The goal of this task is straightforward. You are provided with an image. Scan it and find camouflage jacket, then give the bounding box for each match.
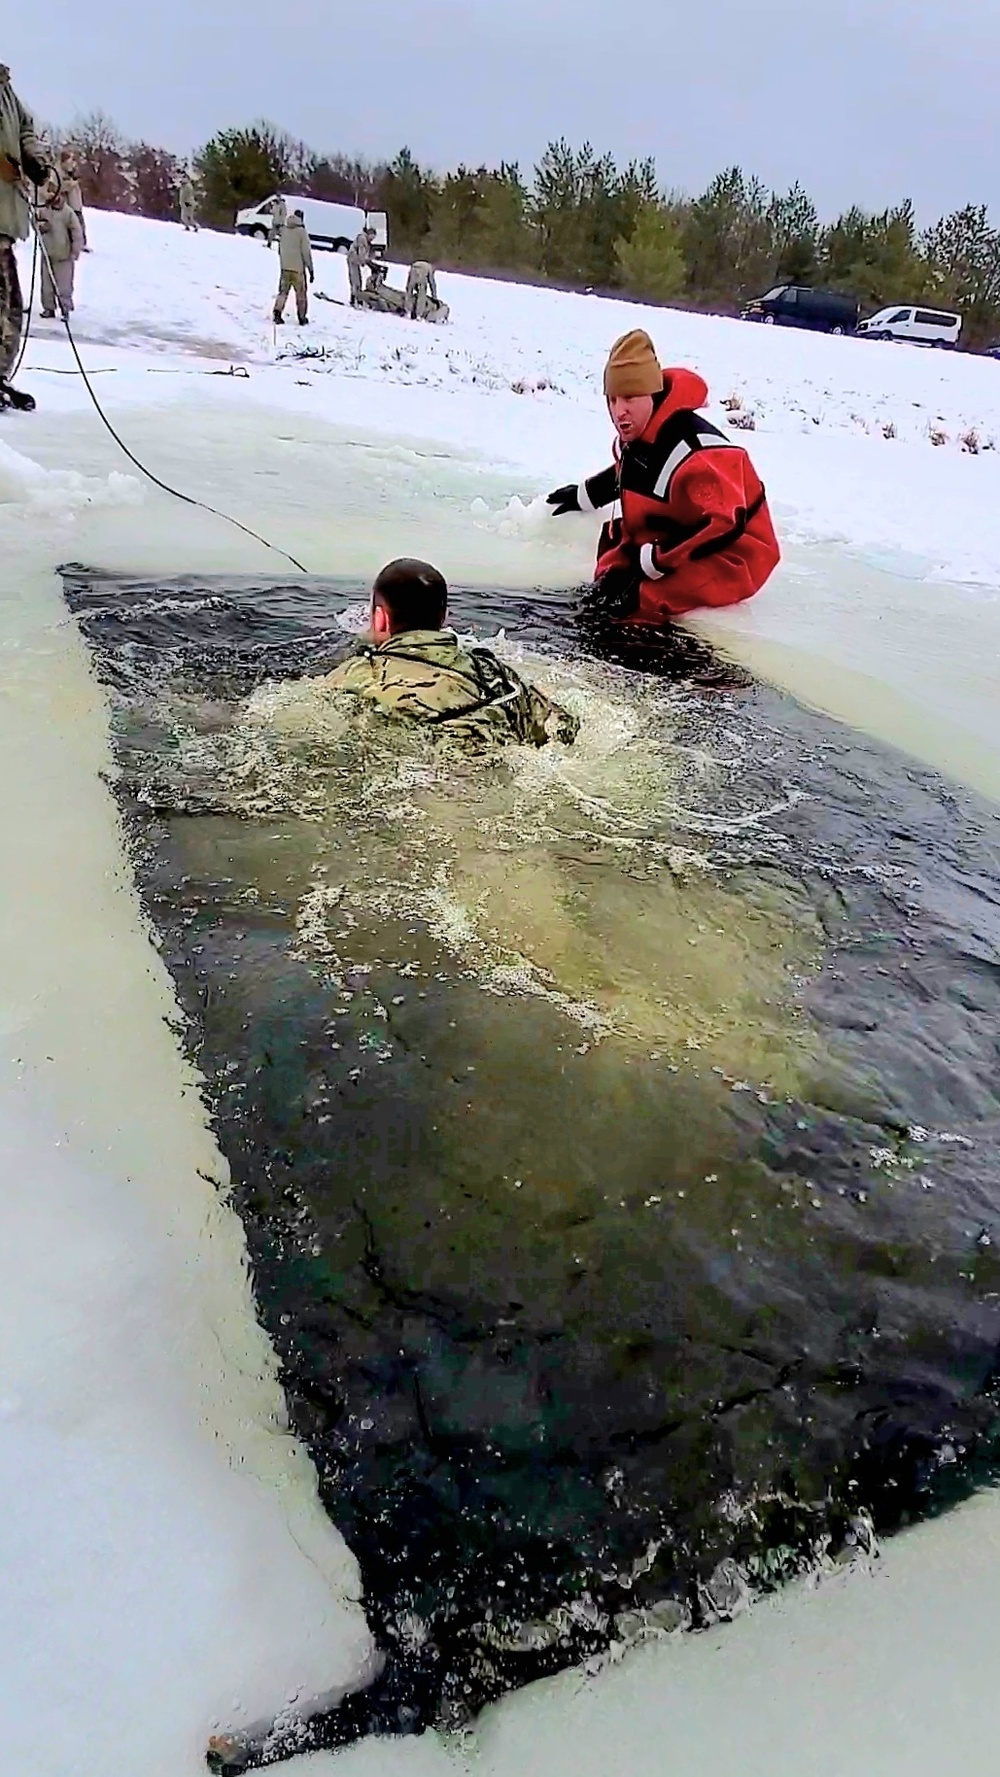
[0,75,46,242]
[325,629,579,749]
[37,200,82,261]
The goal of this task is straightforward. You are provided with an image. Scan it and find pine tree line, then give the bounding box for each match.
[55,114,1000,344]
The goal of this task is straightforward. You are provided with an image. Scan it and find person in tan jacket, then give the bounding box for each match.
[57,148,87,248]
[178,173,197,231]
[0,63,50,409]
[37,186,83,316]
[273,208,314,324]
[267,193,287,246]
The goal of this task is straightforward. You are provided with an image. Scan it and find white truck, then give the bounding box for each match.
[235,194,388,256]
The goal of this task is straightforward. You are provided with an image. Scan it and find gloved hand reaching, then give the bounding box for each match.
[589,561,641,618]
[546,483,581,517]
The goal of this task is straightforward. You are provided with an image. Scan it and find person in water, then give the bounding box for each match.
[324,558,579,748]
[546,329,780,623]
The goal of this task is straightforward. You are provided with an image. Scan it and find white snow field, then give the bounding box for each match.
[1,207,999,1776]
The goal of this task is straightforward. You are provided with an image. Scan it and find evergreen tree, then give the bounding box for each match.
[614,202,687,301]
[768,182,819,284]
[193,121,310,228]
[683,166,775,300]
[379,147,438,255]
[819,201,926,308]
[922,204,1000,341]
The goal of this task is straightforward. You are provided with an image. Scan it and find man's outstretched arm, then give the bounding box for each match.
[546,464,617,515]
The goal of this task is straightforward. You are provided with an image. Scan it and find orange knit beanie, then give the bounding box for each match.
[603,329,663,398]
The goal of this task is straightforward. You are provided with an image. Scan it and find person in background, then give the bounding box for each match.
[0,62,50,411]
[57,148,87,249]
[178,170,197,231]
[267,192,287,247]
[273,207,313,325]
[547,329,780,623]
[323,558,578,748]
[347,222,376,308]
[37,182,83,317]
[405,259,438,320]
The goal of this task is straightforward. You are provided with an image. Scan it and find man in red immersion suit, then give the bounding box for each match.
[547,329,780,623]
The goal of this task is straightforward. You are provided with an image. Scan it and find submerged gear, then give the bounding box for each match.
[325,629,578,749]
[549,367,780,621]
[603,328,662,399]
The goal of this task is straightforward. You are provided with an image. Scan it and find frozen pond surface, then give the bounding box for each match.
[0,378,998,1775]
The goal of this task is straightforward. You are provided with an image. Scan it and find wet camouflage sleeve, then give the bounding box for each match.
[324,650,578,749]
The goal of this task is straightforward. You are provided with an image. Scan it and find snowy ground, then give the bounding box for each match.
[15,206,1000,589]
[2,207,1000,1776]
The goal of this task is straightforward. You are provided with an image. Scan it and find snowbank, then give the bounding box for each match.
[0,543,376,1776]
[14,207,1000,588]
[0,434,141,513]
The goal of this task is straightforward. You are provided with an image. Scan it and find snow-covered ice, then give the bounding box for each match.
[2,205,1000,1775]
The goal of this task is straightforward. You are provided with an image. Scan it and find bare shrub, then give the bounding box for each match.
[959,427,981,454]
[727,409,757,430]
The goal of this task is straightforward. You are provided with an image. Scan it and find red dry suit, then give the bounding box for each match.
[579,369,780,621]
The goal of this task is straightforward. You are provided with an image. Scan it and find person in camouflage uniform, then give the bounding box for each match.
[0,63,50,411]
[358,260,406,315]
[273,208,314,324]
[324,559,579,749]
[57,148,87,247]
[178,171,197,231]
[37,185,83,316]
[346,223,376,307]
[405,259,437,319]
[267,193,287,246]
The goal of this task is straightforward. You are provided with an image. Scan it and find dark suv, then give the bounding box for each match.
[742,285,860,335]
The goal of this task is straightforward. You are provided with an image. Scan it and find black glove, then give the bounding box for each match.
[546,482,580,517]
[22,149,50,188]
[589,563,641,618]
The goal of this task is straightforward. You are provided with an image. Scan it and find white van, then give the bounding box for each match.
[858,304,962,348]
[235,194,389,256]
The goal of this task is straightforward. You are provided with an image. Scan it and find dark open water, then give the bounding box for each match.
[63,566,1000,1768]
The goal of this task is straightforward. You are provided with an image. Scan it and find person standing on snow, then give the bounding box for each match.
[267,193,287,247]
[178,172,197,231]
[273,207,313,325]
[547,330,779,623]
[57,148,88,249]
[37,184,83,317]
[347,223,376,307]
[0,62,51,412]
[405,259,437,320]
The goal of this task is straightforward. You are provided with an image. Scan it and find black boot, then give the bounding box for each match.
[0,381,36,412]
[273,314,284,324]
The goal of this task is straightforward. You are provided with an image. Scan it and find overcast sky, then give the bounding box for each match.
[5,0,997,221]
